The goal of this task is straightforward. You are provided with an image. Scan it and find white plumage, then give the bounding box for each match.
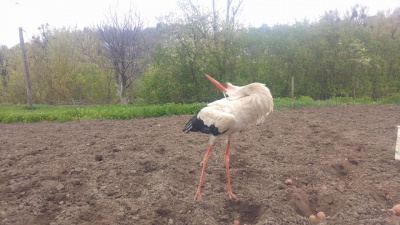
[183,74,273,200]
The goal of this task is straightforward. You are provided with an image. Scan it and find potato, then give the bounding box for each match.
[393,204,400,216]
[316,211,326,220]
[284,179,293,185]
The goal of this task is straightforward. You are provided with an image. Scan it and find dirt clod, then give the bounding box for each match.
[95,155,103,161]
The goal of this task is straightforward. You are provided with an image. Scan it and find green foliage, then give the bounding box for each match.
[2,96,394,123]
[378,93,400,104]
[1,3,400,105]
[354,96,374,104]
[0,104,76,123]
[273,95,382,109]
[296,96,314,101]
[0,103,205,123]
[331,97,354,104]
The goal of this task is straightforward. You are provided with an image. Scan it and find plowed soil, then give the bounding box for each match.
[1,104,400,225]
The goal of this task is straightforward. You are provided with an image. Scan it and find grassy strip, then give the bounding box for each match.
[0,95,399,123]
[0,103,204,123]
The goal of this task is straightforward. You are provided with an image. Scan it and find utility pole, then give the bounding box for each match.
[19,27,32,107]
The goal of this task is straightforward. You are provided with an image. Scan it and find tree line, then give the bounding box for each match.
[0,1,399,104]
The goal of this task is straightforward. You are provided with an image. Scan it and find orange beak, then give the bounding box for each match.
[205,74,226,93]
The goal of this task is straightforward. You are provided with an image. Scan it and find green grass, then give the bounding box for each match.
[0,94,399,123]
[0,103,204,123]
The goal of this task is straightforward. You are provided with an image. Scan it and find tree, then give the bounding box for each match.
[338,38,371,99]
[149,0,215,103]
[347,4,368,27]
[138,0,245,103]
[94,6,150,104]
[0,45,9,89]
[210,0,243,82]
[388,7,400,39]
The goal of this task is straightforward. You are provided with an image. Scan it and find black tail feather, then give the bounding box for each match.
[183,114,197,133]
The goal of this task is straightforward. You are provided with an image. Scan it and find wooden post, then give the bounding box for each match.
[19,27,33,107]
[291,76,294,109]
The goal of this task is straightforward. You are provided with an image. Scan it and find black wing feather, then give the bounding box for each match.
[183,108,226,136]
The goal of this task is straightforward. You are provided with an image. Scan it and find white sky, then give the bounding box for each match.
[0,0,399,47]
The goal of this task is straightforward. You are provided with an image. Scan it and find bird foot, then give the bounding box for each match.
[227,191,237,200]
[194,191,203,201]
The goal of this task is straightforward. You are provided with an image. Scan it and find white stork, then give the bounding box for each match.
[183,74,273,200]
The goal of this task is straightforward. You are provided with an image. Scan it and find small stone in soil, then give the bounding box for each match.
[95,155,103,161]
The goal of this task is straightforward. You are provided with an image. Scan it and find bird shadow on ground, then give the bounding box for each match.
[222,198,263,224]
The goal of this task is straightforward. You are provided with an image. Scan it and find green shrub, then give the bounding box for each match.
[331,97,353,104]
[296,96,314,101]
[378,93,400,104]
[354,97,373,104]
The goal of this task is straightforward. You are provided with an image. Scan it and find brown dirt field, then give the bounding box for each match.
[1,104,400,225]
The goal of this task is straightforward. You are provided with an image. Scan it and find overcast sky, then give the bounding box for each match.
[0,0,399,47]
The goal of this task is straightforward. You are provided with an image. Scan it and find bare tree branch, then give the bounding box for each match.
[78,4,152,103]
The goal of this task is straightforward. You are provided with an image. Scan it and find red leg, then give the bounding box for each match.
[194,144,213,201]
[224,140,237,199]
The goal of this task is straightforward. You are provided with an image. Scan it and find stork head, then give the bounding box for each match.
[205,74,237,98]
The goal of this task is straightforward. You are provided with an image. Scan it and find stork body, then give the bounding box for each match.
[183,74,273,200]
